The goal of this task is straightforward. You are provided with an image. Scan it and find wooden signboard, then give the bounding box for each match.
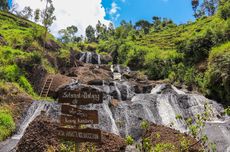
[61,105,98,119]
[58,90,103,105]
[58,127,101,143]
[61,114,99,125]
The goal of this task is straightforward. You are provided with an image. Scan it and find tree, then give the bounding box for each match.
[58,25,78,43]
[34,9,40,23]
[40,0,56,50]
[96,21,107,40]
[192,0,219,18]
[134,20,151,34]
[18,6,33,19]
[192,0,199,15]
[85,25,96,42]
[152,16,162,31]
[0,0,9,11]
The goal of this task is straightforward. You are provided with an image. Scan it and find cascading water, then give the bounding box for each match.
[102,102,120,135]
[86,52,92,63]
[114,82,122,101]
[0,101,52,152]
[97,54,101,65]
[157,94,186,132]
[79,53,86,62]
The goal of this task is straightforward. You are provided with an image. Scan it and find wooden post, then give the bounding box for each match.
[75,104,80,152]
[76,142,80,152]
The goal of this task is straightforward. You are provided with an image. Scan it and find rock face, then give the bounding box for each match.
[47,74,77,97]
[65,64,112,84]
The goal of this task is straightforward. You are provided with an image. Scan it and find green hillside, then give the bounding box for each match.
[0,0,230,143]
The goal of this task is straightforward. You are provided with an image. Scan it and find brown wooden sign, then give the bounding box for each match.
[58,127,101,143]
[61,114,99,125]
[61,104,98,117]
[58,90,103,105]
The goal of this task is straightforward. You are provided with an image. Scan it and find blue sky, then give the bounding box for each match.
[102,0,195,26]
[11,0,195,35]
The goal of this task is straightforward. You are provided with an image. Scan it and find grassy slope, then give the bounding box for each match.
[0,11,58,141]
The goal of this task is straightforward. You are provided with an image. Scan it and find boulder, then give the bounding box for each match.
[47,74,76,98]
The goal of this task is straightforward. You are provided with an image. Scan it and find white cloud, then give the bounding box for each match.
[109,2,119,15]
[13,0,111,36]
[109,2,120,21]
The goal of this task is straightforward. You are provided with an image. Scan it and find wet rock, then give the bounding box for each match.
[87,79,105,86]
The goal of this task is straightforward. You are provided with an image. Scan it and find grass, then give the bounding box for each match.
[0,108,16,141]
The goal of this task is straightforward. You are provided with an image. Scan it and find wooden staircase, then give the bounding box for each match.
[40,77,53,97]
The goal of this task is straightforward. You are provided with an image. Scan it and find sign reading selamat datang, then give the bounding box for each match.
[58,90,103,105]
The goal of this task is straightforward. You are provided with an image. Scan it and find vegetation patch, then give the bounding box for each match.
[0,107,16,141]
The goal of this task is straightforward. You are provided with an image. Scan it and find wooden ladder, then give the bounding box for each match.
[40,77,53,97]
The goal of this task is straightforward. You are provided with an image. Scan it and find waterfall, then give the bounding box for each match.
[102,103,120,135]
[116,65,121,73]
[12,102,48,140]
[0,101,50,152]
[97,54,101,65]
[157,94,186,132]
[110,65,114,73]
[79,53,86,62]
[86,52,92,63]
[151,84,165,94]
[172,86,186,95]
[114,82,122,101]
[124,105,130,136]
[144,106,155,123]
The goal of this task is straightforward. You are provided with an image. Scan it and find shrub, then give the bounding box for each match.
[125,135,134,145]
[0,64,20,82]
[18,76,35,95]
[0,109,16,141]
[153,143,176,152]
[177,29,215,63]
[205,42,230,104]
[219,1,230,20]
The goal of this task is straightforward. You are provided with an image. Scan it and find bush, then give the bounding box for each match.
[177,29,215,63]
[153,143,176,152]
[0,64,20,82]
[205,42,230,104]
[125,135,134,145]
[18,76,35,95]
[219,1,230,20]
[0,109,16,141]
